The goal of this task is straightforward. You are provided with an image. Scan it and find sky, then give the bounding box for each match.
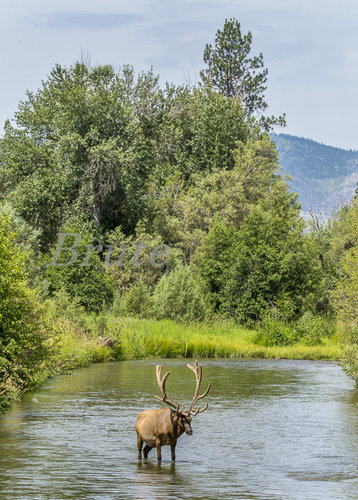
[0,0,357,150]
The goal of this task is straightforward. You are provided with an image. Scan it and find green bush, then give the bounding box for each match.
[254,314,296,346]
[332,230,358,385]
[44,289,86,323]
[115,280,153,318]
[106,226,180,295]
[254,311,332,347]
[293,312,326,346]
[152,264,209,322]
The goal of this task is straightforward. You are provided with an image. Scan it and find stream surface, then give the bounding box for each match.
[0,359,358,499]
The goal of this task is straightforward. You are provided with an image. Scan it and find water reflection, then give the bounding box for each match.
[135,461,178,499]
[0,359,357,499]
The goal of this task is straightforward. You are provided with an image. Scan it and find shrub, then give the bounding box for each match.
[43,289,91,337]
[293,312,327,346]
[197,197,323,323]
[254,314,296,346]
[152,264,208,322]
[255,310,332,348]
[115,280,153,318]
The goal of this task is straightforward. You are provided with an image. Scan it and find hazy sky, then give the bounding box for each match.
[1,0,357,149]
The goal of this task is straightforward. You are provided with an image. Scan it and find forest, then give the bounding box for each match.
[0,18,357,411]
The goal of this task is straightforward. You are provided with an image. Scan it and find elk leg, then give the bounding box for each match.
[170,441,177,462]
[143,445,152,458]
[137,433,143,459]
[155,438,162,461]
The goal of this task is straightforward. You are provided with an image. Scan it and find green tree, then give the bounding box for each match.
[200,18,285,129]
[148,135,283,260]
[0,62,252,250]
[331,199,358,384]
[0,63,163,248]
[0,211,49,410]
[44,230,114,313]
[196,183,323,322]
[116,280,153,318]
[333,246,358,384]
[105,224,180,295]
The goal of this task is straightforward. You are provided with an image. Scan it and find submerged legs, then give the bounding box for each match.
[156,438,162,461]
[137,433,143,459]
[143,444,153,458]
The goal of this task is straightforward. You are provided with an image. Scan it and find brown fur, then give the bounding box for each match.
[135,407,192,461]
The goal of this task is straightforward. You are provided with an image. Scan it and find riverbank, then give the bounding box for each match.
[101,317,340,360]
[0,315,341,413]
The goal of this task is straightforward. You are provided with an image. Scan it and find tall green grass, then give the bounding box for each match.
[83,316,340,361]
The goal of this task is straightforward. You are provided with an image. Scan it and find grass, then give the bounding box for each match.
[83,316,341,361]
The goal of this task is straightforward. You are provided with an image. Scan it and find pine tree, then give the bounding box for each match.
[201,18,285,129]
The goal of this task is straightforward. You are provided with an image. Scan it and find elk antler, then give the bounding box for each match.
[184,360,211,416]
[154,365,180,413]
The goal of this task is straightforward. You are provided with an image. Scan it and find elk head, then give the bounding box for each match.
[154,360,211,435]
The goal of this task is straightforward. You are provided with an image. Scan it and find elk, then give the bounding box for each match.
[135,360,211,461]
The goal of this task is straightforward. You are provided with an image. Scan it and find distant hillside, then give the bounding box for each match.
[271,133,358,219]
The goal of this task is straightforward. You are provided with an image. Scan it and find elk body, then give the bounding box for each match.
[135,361,211,461]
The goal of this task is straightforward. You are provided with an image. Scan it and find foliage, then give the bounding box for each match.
[201,18,285,129]
[0,201,41,254]
[44,230,114,312]
[197,183,324,322]
[304,197,358,384]
[328,200,358,262]
[0,211,50,411]
[148,135,282,260]
[44,289,87,327]
[254,311,331,347]
[116,280,153,318]
[254,315,296,347]
[0,64,158,248]
[0,63,252,251]
[332,228,358,383]
[0,201,42,288]
[305,222,338,315]
[151,264,209,322]
[293,312,331,346]
[105,225,179,294]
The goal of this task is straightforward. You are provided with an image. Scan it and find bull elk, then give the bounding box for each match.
[135,360,211,461]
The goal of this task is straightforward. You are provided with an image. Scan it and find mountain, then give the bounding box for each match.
[271,133,358,219]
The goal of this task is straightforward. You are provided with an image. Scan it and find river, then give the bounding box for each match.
[0,359,357,499]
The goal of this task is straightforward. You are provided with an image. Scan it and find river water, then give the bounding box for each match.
[0,359,357,499]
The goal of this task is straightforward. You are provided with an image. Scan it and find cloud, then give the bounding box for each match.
[36,12,143,30]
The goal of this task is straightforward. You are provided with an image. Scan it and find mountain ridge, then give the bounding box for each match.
[271,133,358,218]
